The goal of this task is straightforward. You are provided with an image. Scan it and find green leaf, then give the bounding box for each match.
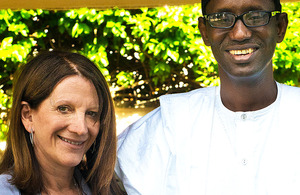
[1,37,13,48]
[167,48,179,62]
[72,23,79,37]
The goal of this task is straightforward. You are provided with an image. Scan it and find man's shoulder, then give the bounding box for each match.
[118,87,217,144]
[277,83,300,119]
[160,86,216,102]
[280,83,300,101]
[124,87,216,128]
[281,83,300,92]
[158,86,216,112]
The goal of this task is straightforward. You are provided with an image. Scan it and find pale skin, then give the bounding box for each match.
[198,0,288,111]
[21,75,100,194]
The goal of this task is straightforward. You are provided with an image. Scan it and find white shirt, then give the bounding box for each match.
[116,83,300,195]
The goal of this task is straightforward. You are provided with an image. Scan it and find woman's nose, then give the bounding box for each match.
[69,112,88,135]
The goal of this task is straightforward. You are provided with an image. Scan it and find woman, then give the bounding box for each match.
[0,51,124,194]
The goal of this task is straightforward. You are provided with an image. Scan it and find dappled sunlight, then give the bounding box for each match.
[0,141,6,152]
[115,107,156,135]
[116,113,142,135]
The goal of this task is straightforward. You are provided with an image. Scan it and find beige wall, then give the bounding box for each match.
[0,0,299,10]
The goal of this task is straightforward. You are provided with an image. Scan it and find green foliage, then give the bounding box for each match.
[0,89,10,137]
[273,3,300,86]
[0,3,300,140]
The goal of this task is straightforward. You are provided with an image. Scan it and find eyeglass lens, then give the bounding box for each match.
[207,11,271,28]
[243,12,270,26]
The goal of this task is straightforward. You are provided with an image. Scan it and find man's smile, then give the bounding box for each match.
[229,48,255,55]
[226,47,258,62]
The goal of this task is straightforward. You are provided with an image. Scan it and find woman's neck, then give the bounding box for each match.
[38,159,79,194]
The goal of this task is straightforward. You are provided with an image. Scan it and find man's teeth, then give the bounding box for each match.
[59,136,82,145]
[229,48,254,55]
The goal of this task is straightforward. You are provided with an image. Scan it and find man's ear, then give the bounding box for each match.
[276,12,288,43]
[198,17,211,46]
[21,101,33,133]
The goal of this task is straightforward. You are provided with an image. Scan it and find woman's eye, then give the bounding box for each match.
[57,106,70,113]
[87,111,98,118]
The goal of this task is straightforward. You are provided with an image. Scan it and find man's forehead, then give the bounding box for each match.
[204,0,275,14]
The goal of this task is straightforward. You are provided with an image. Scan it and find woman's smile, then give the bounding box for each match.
[57,135,85,146]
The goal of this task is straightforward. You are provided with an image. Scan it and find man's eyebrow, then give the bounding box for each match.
[213,8,233,13]
[212,6,266,14]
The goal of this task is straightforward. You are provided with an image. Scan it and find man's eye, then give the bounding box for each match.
[248,16,261,21]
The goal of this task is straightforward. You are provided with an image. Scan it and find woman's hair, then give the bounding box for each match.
[0,51,121,194]
[201,0,282,15]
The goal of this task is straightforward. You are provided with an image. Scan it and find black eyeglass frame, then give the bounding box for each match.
[203,10,281,29]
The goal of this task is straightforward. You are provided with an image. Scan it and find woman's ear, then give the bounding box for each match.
[198,17,211,46]
[21,101,33,133]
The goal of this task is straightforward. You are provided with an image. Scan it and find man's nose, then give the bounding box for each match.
[228,19,252,41]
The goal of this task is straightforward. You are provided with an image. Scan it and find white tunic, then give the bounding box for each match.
[116,83,300,195]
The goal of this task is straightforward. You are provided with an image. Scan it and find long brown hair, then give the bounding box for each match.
[0,51,123,194]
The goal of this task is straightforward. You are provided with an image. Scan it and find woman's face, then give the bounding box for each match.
[26,75,100,169]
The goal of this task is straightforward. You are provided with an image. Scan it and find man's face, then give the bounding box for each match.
[198,0,287,80]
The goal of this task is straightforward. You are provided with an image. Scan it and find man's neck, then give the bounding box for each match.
[220,76,278,112]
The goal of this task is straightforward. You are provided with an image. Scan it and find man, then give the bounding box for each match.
[116,0,300,194]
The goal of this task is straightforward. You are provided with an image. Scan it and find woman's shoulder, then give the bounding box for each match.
[0,174,20,194]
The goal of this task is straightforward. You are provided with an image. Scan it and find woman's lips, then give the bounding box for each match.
[57,135,84,146]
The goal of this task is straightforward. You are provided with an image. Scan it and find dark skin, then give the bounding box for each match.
[198,0,288,112]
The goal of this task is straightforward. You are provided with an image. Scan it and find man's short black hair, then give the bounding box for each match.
[201,0,282,15]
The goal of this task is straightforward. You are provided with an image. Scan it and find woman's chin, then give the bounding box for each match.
[57,154,84,168]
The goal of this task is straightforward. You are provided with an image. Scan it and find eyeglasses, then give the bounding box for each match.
[204,10,281,29]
